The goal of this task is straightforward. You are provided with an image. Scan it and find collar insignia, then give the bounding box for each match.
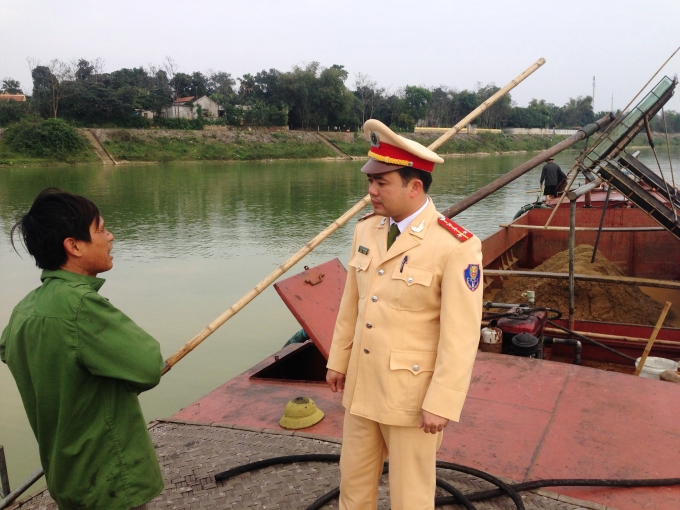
[410,220,424,233]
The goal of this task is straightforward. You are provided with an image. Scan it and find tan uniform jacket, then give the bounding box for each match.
[327,200,483,426]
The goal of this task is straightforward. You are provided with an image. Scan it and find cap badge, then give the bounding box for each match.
[410,220,424,233]
[370,131,380,148]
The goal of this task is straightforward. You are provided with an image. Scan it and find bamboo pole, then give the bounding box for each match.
[162,196,371,373]
[162,58,548,374]
[634,301,672,376]
[427,58,545,151]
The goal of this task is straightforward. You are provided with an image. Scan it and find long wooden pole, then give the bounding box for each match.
[162,58,547,374]
[427,58,545,151]
[634,301,672,376]
[162,196,371,373]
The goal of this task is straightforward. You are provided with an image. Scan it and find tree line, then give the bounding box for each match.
[1,58,679,133]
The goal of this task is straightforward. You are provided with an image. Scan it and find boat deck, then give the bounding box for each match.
[172,348,680,510]
[13,420,612,510]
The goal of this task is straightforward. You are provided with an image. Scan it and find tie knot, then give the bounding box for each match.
[387,223,400,250]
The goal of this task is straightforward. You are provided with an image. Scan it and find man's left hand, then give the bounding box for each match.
[418,410,449,434]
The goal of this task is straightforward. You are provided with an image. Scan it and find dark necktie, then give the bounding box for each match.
[387,223,400,250]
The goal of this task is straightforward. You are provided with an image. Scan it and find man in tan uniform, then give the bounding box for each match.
[326,120,483,509]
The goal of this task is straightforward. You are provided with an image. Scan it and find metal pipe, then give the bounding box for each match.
[440,113,616,218]
[569,199,576,330]
[567,177,604,200]
[591,185,612,263]
[0,447,9,498]
[545,337,582,365]
[0,469,43,510]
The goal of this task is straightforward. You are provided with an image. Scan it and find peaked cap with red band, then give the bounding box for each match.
[361,119,444,175]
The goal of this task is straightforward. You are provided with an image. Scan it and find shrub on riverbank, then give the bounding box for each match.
[0,119,98,165]
[4,119,84,158]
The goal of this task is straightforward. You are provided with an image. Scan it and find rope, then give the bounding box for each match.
[662,107,676,189]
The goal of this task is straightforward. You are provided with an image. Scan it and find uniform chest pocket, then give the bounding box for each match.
[348,253,372,298]
[388,264,434,311]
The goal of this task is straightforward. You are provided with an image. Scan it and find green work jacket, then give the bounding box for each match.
[0,270,164,510]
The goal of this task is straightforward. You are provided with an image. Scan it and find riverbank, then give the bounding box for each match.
[1,127,678,167]
[0,128,99,167]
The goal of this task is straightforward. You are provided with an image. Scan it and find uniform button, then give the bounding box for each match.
[364,348,370,354]
[366,323,372,329]
[407,277,413,284]
[357,264,361,270]
[371,296,378,302]
[378,270,384,276]
[412,364,419,372]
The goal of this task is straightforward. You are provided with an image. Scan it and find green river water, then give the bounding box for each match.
[1,149,677,491]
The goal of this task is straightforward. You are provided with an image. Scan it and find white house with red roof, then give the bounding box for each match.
[163,95,224,119]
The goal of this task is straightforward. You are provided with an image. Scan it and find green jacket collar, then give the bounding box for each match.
[41,269,106,292]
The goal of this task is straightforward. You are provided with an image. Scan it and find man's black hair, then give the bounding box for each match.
[11,188,101,270]
[397,167,433,193]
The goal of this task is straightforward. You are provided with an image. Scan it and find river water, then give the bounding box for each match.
[1,148,678,489]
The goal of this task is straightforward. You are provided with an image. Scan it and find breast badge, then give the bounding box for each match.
[464,264,480,291]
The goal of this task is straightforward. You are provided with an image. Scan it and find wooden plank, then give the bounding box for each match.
[635,301,673,376]
[499,224,665,232]
[480,321,680,347]
[483,269,680,290]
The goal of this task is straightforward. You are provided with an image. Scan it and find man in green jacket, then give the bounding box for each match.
[0,189,164,510]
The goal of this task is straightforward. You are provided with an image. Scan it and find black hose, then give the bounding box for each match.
[437,476,680,505]
[435,478,477,510]
[547,320,637,362]
[436,461,525,510]
[213,453,680,510]
[214,453,340,481]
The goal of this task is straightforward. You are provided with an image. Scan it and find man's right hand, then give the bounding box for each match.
[326,369,346,393]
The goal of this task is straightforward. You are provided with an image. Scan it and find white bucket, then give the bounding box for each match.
[635,357,679,380]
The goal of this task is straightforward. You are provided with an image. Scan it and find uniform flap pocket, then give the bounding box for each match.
[349,253,372,272]
[391,264,434,286]
[389,350,437,375]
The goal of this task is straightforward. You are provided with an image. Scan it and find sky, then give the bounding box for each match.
[1,0,679,112]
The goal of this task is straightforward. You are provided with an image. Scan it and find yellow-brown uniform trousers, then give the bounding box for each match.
[326,199,483,510]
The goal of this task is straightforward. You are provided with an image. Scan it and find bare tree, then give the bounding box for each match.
[354,72,385,124]
[27,58,76,118]
[162,56,180,118]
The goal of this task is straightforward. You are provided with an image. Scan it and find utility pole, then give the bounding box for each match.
[592,76,596,113]
[611,93,614,112]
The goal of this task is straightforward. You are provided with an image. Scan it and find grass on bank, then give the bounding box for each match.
[331,132,573,157]
[102,131,338,162]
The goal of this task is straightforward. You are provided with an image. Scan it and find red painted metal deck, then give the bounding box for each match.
[173,348,680,510]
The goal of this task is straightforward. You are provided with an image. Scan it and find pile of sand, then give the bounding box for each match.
[492,244,669,326]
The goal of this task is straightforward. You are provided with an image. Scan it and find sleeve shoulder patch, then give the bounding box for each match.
[438,216,474,241]
[358,211,376,222]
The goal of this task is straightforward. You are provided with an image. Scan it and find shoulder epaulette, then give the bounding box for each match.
[358,212,376,222]
[438,215,473,241]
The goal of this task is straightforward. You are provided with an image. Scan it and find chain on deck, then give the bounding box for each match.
[12,420,614,510]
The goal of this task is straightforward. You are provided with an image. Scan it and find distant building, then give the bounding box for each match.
[163,96,224,119]
[0,92,26,102]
